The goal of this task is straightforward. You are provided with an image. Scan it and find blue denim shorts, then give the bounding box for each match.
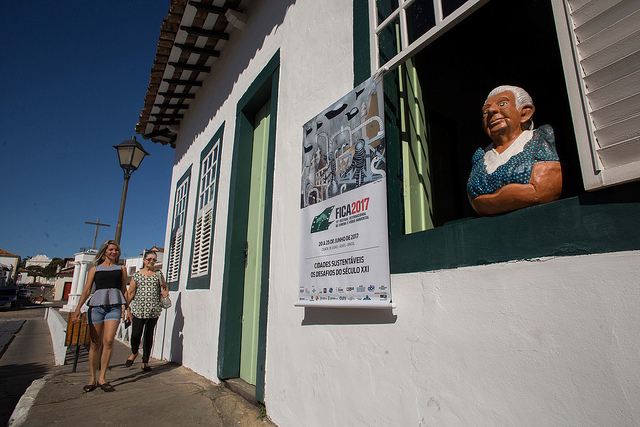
[87,304,122,325]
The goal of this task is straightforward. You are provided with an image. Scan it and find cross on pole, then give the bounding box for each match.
[85,218,111,250]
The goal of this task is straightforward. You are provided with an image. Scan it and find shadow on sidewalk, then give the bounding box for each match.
[0,362,49,425]
[108,361,182,387]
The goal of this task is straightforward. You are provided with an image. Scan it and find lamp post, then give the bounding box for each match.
[113,136,149,245]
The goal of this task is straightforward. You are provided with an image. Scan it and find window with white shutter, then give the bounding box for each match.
[553,0,640,189]
[370,0,640,191]
[188,126,223,288]
[355,0,640,274]
[166,170,191,287]
[367,0,585,233]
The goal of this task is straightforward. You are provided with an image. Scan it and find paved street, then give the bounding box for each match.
[0,321,25,358]
[0,303,56,425]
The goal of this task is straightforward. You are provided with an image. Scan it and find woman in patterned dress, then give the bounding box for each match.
[124,250,169,371]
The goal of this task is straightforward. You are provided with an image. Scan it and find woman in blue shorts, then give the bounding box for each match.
[72,239,128,392]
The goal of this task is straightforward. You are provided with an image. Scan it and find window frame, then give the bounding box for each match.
[355,0,640,274]
[166,167,191,290]
[187,124,224,289]
[369,0,489,73]
[370,0,640,192]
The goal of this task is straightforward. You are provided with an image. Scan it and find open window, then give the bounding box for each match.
[351,0,640,273]
[166,168,191,290]
[374,0,583,233]
[188,125,224,289]
[370,0,640,228]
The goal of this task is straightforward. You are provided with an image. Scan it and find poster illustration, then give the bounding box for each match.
[297,73,391,308]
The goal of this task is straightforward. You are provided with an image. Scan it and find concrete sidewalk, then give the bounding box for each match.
[7,318,275,426]
[1,319,53,425]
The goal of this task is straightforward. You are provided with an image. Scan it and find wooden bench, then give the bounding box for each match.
[65,313,92,372]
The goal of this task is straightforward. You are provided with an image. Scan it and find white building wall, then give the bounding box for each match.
[52,276,71,300]
[266,250,640,427]
[0,256,19,282]
[60,251,95,312]
[153,0,640,426]
[155,0,354,382]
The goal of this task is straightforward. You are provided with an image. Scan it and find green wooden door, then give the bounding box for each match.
[239,100,270,385]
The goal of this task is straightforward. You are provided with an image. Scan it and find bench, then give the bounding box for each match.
[65,313,92,372]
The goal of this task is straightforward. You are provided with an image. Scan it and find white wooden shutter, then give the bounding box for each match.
[167,229,183,282]
[166,176,189,283]
[190,208,212,278]
[563,0,640,187]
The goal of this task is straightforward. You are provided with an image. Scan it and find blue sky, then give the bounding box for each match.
[0,1,176,260]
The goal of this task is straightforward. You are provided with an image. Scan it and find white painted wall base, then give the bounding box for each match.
[44,308,67,366]
[265,250,640,427]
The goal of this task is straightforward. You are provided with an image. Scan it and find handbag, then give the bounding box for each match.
[161,294,172,309]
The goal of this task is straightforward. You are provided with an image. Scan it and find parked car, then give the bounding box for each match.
[16,288,32,306]
[0,286,18,308]
[17,288,32,299]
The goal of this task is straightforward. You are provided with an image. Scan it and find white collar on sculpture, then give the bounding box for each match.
[483,129,534,174]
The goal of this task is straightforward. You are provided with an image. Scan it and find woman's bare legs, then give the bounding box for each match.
[98,320,120,385]
[88,323,104,385]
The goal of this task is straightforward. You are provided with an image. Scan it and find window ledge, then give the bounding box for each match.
[390,181,640,274]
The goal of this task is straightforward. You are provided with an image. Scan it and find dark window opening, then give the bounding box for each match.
[385,0,584,234]
[407,0,436,44]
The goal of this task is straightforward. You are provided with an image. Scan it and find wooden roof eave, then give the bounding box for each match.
[136,0,248,148]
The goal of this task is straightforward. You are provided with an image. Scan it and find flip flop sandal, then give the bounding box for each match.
[98,382,115,392]
[83,383,97,392]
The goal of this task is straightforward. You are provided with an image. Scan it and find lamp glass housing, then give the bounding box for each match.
[114,137,149,172]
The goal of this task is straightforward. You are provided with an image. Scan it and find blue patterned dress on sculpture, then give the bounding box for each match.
[467,124,560,199]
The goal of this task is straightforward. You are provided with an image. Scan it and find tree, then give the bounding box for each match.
[26,265,45,278]
[43,258,65,278]
[18,256,31,269]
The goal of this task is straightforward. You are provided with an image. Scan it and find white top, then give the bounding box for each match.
[483,130,534,174]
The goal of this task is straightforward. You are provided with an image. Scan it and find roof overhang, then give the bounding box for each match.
[136,0,248,148]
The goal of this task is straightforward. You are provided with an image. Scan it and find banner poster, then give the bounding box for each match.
[297,73,391,308]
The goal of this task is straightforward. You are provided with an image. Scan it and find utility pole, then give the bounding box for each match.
[85,218,111,250]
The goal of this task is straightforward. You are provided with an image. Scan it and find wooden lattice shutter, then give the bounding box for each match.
[565,0,640,187]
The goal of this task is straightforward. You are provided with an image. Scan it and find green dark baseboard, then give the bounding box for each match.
[390,180,640,274]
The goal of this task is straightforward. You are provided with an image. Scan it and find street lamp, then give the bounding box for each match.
[113,136,149,245]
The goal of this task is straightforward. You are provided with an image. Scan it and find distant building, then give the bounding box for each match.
[53,258,76,301]
[18,254,54,285]
[16,270,29,285]
[0,263,12,286]
[25,254,51,268]
[0,248,20,284]
[60,250,96,312]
